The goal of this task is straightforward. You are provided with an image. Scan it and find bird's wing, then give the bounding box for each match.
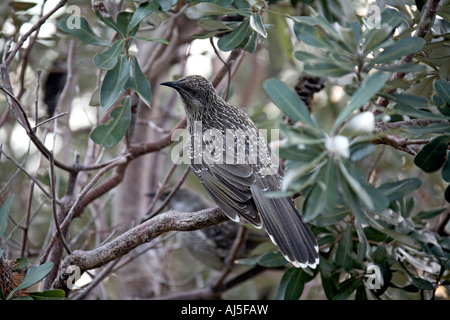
[192,162,262,226]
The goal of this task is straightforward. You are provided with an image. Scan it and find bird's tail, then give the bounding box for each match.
[251,185,319,269]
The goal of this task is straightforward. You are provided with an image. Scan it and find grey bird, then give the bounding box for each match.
[160,75,319,268]
[164,188,268,270]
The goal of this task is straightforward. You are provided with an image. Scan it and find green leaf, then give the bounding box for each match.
[349,143,376,162]
[294,23,334,51]
[155,0,178,12]
[6,262,54,300]
[11,257,28,271]
[362,8,404,53]
[303,62,353,77]
[314,14,345,43]
[403,123,450,136]
[249,12,267,38]
[234,257,259,266]
[312,208,350,227]
[258,251,287,267]
[321,159,338,209]
[281,151,327,191]
[339,160,389,213]
[90,97,132,148]
[100,54,130,111]
[128,1,160,33]
[333,276,363,300]
[378,178,422,202]
[302,180,327,221]
[414,135,450,173]
[278,145,322,162]
[0,195,13,239]
[363,28,393,54]
[116,12,137,37]
[198,19,231,32]
[390,93,429,108]
[294,50,326,63]
[393,103,449,121]
[242,30,258,53]
[340,179,368,223]
[94,10,124,37]
[130,36,169,44]
[398,263,435,291]
[442,157,450,182]
[93,39,125,70]
[10,1,38,11]
[126,55,152,107]
[185,2,250,19]
[355,222,369,262]
[434,79,450,105]
[445,185,450,203]
[263,78,317,128]
[279,124,323,146]
[319,257,339,299]
[28,289,66,300]
[335,226,354,271]
[234,0,251,9]
[58,16,111,47]
[333,72,389,131]
[275,268,310,300]
[217,19,250,51]
[374,63,426,73]
[415,207,446,220]
[371,37,425,65]
[365,212,422,249]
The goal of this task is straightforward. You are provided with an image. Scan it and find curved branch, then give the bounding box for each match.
[53,206,228,290]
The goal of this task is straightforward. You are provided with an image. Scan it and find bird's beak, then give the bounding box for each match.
[159,80,180,90]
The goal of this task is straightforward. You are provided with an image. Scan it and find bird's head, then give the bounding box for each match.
[160,75,218,112]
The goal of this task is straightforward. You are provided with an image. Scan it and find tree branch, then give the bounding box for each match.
[373,119,448,155]
[53,206,228,291]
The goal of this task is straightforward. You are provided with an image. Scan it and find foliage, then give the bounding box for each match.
[261,1,450,299]
[0,197,64,300]
[0,0,449,300]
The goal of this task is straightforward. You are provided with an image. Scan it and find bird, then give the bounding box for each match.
[161,188,268,270]
[160,75,319,268]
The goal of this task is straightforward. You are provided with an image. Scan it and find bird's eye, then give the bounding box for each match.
[186,88,197,95]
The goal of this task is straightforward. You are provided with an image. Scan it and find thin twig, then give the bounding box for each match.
[210,37,231,100]
[34,69,41,129]
[49,152,72,255]
[2,0,68,67]
[55,39,75,115]
[39,158,127,264]
[0,84,74,172]
[143,162,179,218]
[0,146,53,200]
[17,1,47,99]
[148,166,191,219]
[34,112,69,129]
[211,225,248,293]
